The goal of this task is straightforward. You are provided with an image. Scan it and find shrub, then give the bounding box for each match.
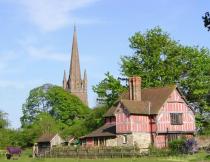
[183,138,198,154]
[169,138,185,154]
[169,138,198,155]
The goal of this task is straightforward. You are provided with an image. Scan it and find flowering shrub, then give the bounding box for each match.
[169,138,198,155]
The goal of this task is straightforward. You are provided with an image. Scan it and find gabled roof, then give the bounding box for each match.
[37,133,57,143]
[104,85,186,117]
[80,124,116,138]
[121,100,151,115]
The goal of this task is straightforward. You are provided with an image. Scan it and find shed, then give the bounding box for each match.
[36,133,63,155]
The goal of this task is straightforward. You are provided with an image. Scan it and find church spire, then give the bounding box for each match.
[63,26,88,105]
[69,25,81,89]
[63,70,67,89]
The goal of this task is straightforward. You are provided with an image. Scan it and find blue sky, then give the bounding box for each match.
[0,0,209,128]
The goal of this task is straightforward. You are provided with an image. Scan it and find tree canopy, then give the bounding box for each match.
[21,84,90,127]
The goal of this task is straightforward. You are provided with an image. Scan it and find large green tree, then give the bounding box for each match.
[21,84,89,127]
[120,27,210,133]
[46,86,90,125]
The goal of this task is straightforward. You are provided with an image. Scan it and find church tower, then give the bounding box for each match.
[63,26,88,105]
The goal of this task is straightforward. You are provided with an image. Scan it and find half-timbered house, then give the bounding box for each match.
[80,76,196,148]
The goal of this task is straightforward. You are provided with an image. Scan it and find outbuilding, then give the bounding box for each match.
[36,133,63,155]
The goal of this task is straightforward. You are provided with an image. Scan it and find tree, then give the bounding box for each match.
[62,105,109,138]
[120,27,210,133]
[202,12,210,31]
[21,84,90,127]
[0,110,9,129]
[92,72,126,107]
[20,84,53,127]
[84,105,108,132]
[46,86,90,126]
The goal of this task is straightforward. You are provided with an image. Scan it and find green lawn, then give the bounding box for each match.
[0,151,209,162]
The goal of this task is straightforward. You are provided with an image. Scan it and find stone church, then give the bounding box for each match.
[63,26,88,105]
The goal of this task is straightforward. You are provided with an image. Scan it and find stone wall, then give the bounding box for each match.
[117,134,133,147]
[116,132,151,149]
[132,132,151,148]
[106,137,117,146]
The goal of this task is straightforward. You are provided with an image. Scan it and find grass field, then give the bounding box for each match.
[0,154,210,162]
[0,150,209,162]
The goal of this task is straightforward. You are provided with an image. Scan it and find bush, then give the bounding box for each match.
[183,138,198,154]
[169,138,185,154]
[169,138,198,155]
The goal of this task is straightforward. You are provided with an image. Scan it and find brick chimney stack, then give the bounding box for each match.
[129,76,141,101]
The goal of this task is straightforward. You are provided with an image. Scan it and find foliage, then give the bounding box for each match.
[120,27,210,133]
[84,105,108,132]
[20,84,91,146]
[20,84,53,127]
[0,110,9,129]
[149,146,170,157]
[46,86,90,126]
[21,84,90,127]
[183,138,198,154]
[61,106,108,138]
[0,129,16,149]
[202,12,210,31]
[168,138,186,154]
[168,138,198,155]
[93,72,126,107]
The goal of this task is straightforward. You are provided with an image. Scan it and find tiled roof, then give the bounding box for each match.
[80,124,116,138]
[37,133,57,143]
[104,85,177,116]
[121,100,151,114]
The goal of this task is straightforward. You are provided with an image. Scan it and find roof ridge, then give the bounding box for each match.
[142,84,176,90]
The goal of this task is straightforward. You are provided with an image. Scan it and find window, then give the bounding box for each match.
[123,135,127,144]
[170,113,183,125]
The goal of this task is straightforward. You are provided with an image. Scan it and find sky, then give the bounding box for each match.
[0,0,209,128]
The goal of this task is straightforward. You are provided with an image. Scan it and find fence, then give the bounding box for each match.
[39,146,149,158]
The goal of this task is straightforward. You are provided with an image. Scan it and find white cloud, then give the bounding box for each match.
[19,0,100,32]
